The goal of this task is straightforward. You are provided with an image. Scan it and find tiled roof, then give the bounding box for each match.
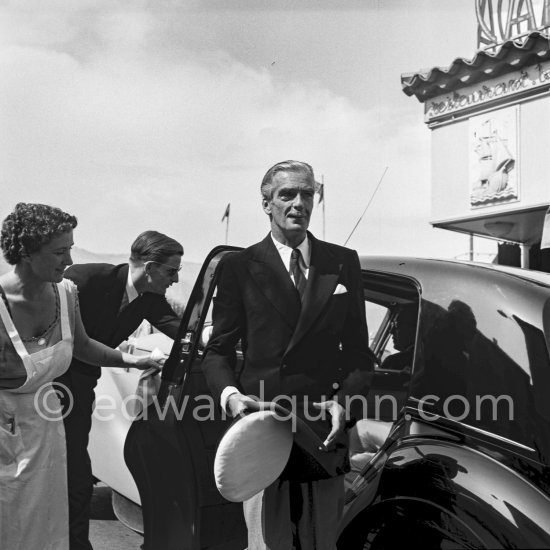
[401,31,550,102]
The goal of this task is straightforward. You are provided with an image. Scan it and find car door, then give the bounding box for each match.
[124,245,247,550]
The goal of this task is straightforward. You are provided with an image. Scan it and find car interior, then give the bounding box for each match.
[347,271,420,475]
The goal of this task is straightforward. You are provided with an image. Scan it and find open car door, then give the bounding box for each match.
[124,245,246,550]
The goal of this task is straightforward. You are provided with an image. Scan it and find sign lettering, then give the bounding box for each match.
[425,62,550,121]
[477,0,550,49]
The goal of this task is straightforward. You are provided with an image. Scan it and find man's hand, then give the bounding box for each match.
[312,399,346,450]
[226,393,260,418]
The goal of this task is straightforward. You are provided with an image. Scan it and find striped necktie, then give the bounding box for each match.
[290,248,306,299]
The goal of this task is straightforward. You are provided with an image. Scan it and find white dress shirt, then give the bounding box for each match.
[119,268,139,312]
[126,268,139,304]
[270,233,311,282]
[220,233,311,413]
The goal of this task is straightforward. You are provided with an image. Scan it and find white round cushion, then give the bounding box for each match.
[214,410,293,502]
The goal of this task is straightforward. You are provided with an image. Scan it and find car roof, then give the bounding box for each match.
[358,255,550,289]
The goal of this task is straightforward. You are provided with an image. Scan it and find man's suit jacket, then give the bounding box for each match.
[202,233,373,473]
[64,263,180,379]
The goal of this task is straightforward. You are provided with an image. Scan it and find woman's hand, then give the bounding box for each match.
[123,352,164,371]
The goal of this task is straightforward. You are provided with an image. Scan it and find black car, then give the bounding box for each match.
[123,246,550,549]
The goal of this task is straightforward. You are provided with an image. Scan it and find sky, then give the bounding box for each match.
[0,0,497,263]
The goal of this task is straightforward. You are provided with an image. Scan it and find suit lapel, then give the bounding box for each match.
[285,236,342,354]
[247,235,301,328]
[111,297,146,346]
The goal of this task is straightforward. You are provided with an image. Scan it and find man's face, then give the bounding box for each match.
[143,253,182,295]
[262,170,315,244]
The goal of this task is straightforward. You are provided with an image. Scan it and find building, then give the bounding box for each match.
[401,0,550,271]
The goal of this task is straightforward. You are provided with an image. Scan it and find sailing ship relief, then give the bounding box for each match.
[469,106,519,207]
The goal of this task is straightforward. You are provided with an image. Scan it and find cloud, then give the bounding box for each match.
[0,2,476,262]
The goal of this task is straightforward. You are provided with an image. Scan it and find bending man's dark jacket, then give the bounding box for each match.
[65,262,180,378]
[202,233,373,475]
[59,262,181,549]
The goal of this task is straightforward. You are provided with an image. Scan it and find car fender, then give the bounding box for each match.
[340,437,550,548]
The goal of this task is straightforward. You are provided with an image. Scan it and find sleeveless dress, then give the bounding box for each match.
[0,279,77,550]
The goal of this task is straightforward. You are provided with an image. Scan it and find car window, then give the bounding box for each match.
[365,302,396,357]
[410,280,550,465]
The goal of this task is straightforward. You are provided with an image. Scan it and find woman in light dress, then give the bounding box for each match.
[0,203,163,550]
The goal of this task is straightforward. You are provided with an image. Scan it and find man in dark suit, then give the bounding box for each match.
[58,230,183,550]
[202,160,373,549]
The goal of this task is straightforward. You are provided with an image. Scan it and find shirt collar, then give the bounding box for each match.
[126,266,139,304]
[270,233,311,268]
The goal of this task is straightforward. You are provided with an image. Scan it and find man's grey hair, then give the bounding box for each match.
[260,160,315,200]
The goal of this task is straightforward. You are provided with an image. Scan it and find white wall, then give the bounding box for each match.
[431,94,550,223]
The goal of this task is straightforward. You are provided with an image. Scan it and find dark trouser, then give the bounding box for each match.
[57,369,98,550]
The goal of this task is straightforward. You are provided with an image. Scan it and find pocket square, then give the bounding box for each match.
[333,284,348,295]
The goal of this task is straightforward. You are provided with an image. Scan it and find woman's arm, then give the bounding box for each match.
[72,298,161,370]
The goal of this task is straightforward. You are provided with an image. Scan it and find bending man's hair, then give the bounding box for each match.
[130,230,184,264]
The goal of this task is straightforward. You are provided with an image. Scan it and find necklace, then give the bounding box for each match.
[20,283,60,346]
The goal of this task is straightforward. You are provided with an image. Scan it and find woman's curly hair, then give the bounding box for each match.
[1,203,78,265]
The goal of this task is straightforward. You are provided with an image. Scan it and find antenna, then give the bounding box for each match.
[343,167,388,246]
